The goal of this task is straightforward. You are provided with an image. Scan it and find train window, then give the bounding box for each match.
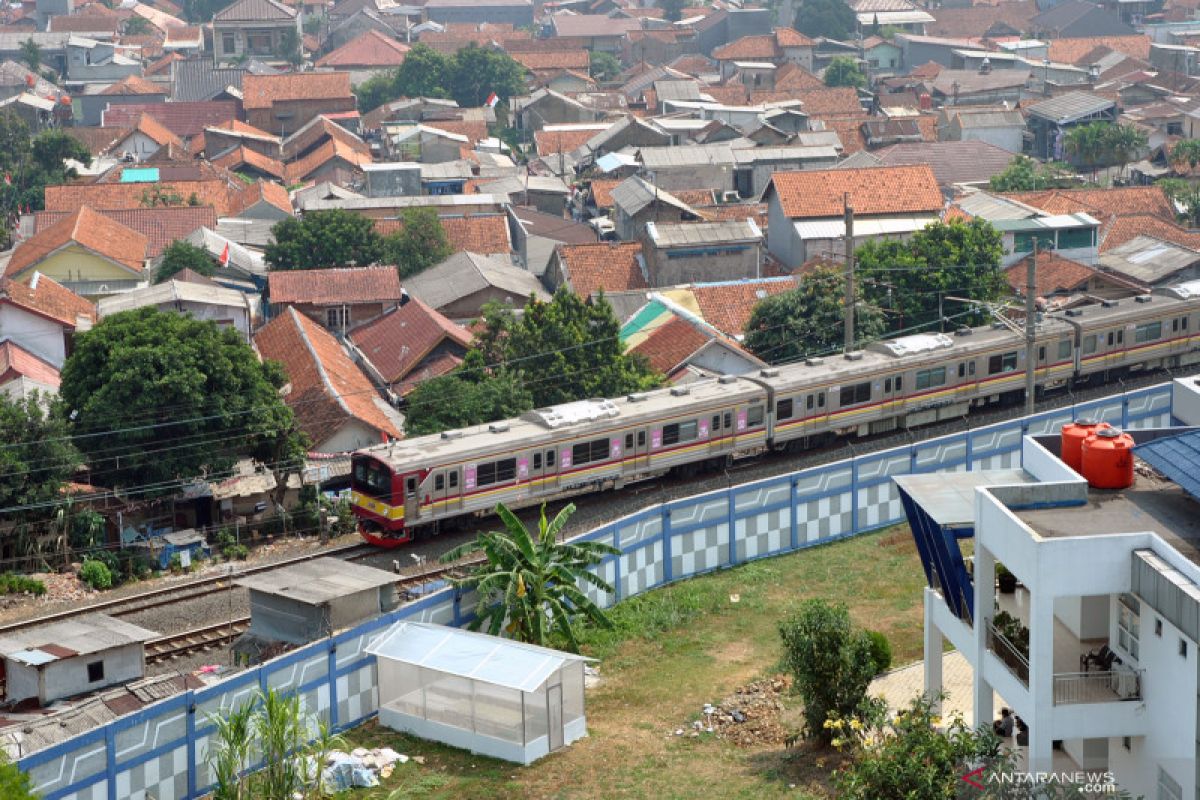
[839,382,871,407]
[1118,329,1124,345]
[573,442,589,463]
[818,392,826,408]
[1084,335,1097,355]
[572,438,609,464]
[777,399,793,419]
[896,376,902,391]
[662,421,698,446]
[1038,346,1046,362]
[987,352,1018,375]
[1058,340,1072,359]
[352,461,392,500]
[806,394,814,410]
[546,450,556,469]
[534,452,543,471]
[712,414,720,431]
[1107,331,1114,346]
[435,474,445,491]
[747,406,765,427]
[637,431,646,447]
[884,378,892,393]
[477,459,517,487]
[449,471,458,488]
[1184,317,1190,331]
[625,433,634,450]
[724,411,733,428]
[405,477,416,496]
[915,367,946,390]
[1135,322,1162,343]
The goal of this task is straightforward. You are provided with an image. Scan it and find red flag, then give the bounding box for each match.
[485,91,499,108]
[219,242,230,267]
[4,174,10,186]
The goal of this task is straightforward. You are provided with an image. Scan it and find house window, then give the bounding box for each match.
[1122,736,1131,751]
[246,30,274,55]
[1155,618,1162,637]
[987,352,1019,375]
[221,32,236,54]
[1180,639,1188,658]
[326,306,348,331]
[87,660,105,682]
[1057,227,1093,250]
[1013,231,1054,254]
[1117,594,1140,661]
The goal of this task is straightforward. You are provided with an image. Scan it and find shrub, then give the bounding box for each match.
[0,573,46,596]
[865,629,892,674]
[80,559,113,590]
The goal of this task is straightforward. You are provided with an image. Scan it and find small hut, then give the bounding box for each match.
[367,622,590,764]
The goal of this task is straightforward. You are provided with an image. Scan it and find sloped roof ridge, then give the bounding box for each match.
[287,306,356,420]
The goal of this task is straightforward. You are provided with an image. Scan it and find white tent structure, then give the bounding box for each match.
[367,622,590,764]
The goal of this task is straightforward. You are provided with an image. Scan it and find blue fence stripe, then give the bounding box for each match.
[18,384,1175,799]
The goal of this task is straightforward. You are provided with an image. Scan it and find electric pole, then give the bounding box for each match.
[844,192,855,354]
[1025,242,1038,417]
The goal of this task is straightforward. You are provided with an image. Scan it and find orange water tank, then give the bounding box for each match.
[1081,428,1135,490]
[1061,419,1111,473]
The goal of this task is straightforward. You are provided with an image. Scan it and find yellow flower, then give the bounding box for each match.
[930,716,943,727]
[863,735,875,747]
[823,719,834,729]
[849,719,863,731]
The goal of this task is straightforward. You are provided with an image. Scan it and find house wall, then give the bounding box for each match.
[15,644,146,704]
[641,164,733,193]
[866,43,901,71]
[5,659,40,704]
[320,417,389,453]
[765,196,802,268]
[165,299,249,340]
[616,205,691,242]
[687,343,762,375]
[76,92,165,127]
[435,286,533,321]
[0,303,67,366]
[286,301,390,331]
[424,3,532,27]
[952,123,1023,154]
[247,96,355,138]
[516,95,597,131]
[747,157,837,197]
[643,241,761,286]
[21,246,144,298]
[115,130,165,161]
[213,18,300,63]
[0,375,58,401]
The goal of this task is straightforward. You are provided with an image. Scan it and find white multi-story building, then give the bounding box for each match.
[896,378,1200,799]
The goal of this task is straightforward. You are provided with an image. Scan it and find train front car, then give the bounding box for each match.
[350,452,412,547]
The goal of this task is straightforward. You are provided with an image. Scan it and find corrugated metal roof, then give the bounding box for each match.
[236,556,398,603]
[1135,430,1200,506]
[0,614,158,663]
[792,214,936,239]
[1026,90,1115,124]
[646,219,762,247]
[1099,235,1200,283]
[638,143,737,168]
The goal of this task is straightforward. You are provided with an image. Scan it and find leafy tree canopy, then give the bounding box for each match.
[59,308,308,493]
[18,38,39,72]
[449,44,526,108]
[745,265,885,364]
[661,0,688,22]
[276,27,303,68]
[381,206,452,278]
[824,56,865,88]
[1064,121,1147,179]
[0,750,37,800]
[265,209,384,270]
[988,155,1075,192]
[0,115,93,220]
[155,240,216,283]
[404,351,532,436]
[0,393,80,523]
[353,43,524,112]
[857,219,1007,333]
[441,502,619,650]
[1169,138,1200,171]
[796,0,855,41]
[589,50,621,82]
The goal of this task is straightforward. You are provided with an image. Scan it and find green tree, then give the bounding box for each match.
[0,394,80,524]
[449,44,525,108]
[857,218,1007,333]
[276,27,303,68]
[493,288,660,408]
[124,15,152,34]
[796,0,855,41]
[1158,177,1200,226]
[661,0,688,22]
[744,265,885,363]
[18,38,39,72]
[0,749,37,800]
[778,598,877,743]
[441,502,619,650]
[824,56,865,88]
[989,154,1075,192]
[394,43,453,100]
[265,209,384,270]
[404,355,533,436]
[1064,120,1111,180]
[381,207,452,278]
[589,49,621,82]
[1171,138,1200,172]
[302,14,323,35]
[0,115,92,215]
[155,240,216,283]
[58,308,308,494]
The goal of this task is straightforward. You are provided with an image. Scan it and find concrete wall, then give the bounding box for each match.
[951,124,1023,154]
[8,644,146,705]
[248,97,356,139]
[0,303,67,366]
[643,242,761,286]
[765,195,800,267]
[320,418,388,454]
[5,659,40,705]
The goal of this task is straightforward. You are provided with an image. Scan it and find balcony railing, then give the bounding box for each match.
[987,621,1029,686]
[1053,669,1143,705]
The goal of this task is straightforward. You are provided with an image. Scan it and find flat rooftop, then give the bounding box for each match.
[0,614,158,666]
[1016,474,1200,564]
[237,556,398,605]
[894,469,1036,528]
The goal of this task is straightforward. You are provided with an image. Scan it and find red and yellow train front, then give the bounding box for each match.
[350,454,416,548]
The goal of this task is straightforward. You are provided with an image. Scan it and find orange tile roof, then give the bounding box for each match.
[672,188,717,206]
[254,306,402,445]
[242,73,353,110]
[131,113,184,149]
[690,277,798,337]
[33,206,217,258]
[268,266,402,305]
[101,74,166,96]
[589,179,619,208]
[1002,186,1175,221]
[315,30,410,68]
[6,207,147,279]
[556,241,646,298]
[284,138,371,183]
[713,33,778,61]
[213,145,287,180]
[696,203,770,231]
[0,340,60,389]
[0,274,96,327]
[44,179,238,216]
[377,214,512,256]
[234,179,293,215]
[1004,251,1101,296]
[1099,213,1200,252]
[1047,35,1150,65]
[774,27,815,47]
[792,87,863,116]
[773,62,825,91]
[768,164,943,219]
[512,49,591,71]
[348,297,472,386]
[536,126,604,155]
[422,118,488,144]
[630,315,709,373]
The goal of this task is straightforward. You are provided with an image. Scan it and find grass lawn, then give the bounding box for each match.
[336,527,926,800]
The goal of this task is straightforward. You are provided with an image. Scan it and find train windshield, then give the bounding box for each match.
[352,458,393,501]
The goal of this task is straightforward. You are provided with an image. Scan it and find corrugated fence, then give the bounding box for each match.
[19,383,1174,800]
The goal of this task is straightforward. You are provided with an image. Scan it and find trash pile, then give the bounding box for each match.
[671,675,793,747]
[318,747,408,792]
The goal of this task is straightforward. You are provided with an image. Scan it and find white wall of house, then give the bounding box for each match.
[113,131,163,161]
[5,644,145,704]
[319,418,389,454]
[0,304,67,366]
[159,300,250,340]
[955,125,1023,154]
[0,375,58,402]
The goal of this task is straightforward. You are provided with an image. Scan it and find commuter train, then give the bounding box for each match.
[350,287,1200,547]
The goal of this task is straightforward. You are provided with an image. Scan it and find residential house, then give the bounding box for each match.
[101,100,241,141]
[201,118,282,160]
[620,299,766,380]
[950,190,1103,266]
[640,219,763,287]
[851,0,934,33]
[242,72,356,138]
[76,73,166,126]
[548,15,640,53]
[107,113,184,162]
[929,67,1032,106]
[423,0,532,28]
[0,340,62,401]
[547,241,648,298]
[43,175,240,216]
[33,206,219,259]
[1003,250,1139,306]
[1024,91,1118,162]
[267,266,403,333]
[654,276,800,340]
[254,306,403,452]
[4,207,148,299]
[506,205,597,279]
[610,175,705,241]
[863,36,903,73]
[0,273,95,369]
[403,251,549,320]
[513,89,606,133]
[96,279,255,341]
[1097,235,1200,288]
[212,0,300,66]
[872,141,1019,191]
[230,179,293,220]
[1030,0,1135,39]
[348,297,472,395]
[763,165,944,269]
[939,106,1026,153]
[314,30,409,86]
[711,28,816,78]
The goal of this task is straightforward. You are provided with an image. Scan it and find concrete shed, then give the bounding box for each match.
[237,557,400,645]
[368,622,590,765]
[0,614,158,705]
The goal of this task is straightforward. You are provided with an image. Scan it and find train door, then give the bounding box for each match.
[445,468,461,512]
[705,411,721,456]
[544,447,559,490]
[431,471,447,517]
[403,474,419,522]
[633,429,649,472]
[882,375,902,411]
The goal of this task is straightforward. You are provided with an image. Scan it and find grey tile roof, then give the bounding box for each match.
[214,0,296,21]
[1098,235,1200,283]
[169,58,247,102]
[873,140,1017,187]
[404,251,549,309]
[609,175,700,216]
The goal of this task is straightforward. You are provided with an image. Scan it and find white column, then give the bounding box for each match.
[924,589,944,713]
[973,543,996,727]
[1027,587,1056,775]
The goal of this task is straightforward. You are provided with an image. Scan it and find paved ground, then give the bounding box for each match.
[870,650,1004,729]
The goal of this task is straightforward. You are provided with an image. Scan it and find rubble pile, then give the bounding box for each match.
[672,675,793,747]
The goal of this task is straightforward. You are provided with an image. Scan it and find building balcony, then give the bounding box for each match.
[1053,668,1143,705]
[986,619,1029,685]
